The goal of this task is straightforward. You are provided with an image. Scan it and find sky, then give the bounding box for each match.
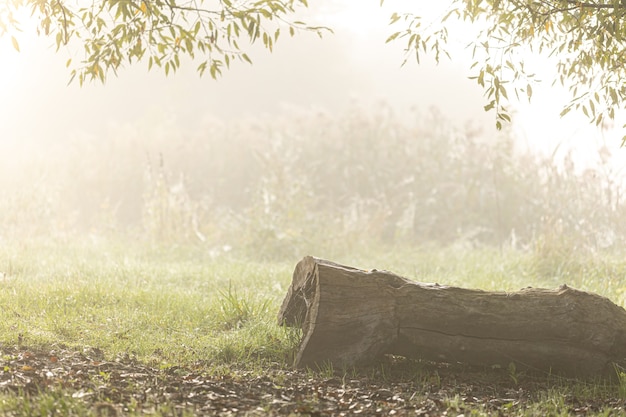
[0,0,624,170]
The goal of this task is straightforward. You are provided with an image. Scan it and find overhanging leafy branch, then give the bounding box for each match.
[1,0,330,84]
[385,0,626,140]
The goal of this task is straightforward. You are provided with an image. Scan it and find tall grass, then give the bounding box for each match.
[0,103,624,261]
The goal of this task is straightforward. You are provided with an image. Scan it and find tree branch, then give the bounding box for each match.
[563,0,626,10]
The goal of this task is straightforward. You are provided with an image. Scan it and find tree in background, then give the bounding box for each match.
[386,0,626,139]
[0,0,327,84]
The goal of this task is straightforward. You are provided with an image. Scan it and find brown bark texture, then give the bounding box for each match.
[277,256,626,377]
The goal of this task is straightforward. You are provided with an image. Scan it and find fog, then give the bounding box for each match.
[0,1,625,257]
[0,1,495,137]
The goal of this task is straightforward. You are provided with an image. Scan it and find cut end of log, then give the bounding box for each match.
[278,256,626,377]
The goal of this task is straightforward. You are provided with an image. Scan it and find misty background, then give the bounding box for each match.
[0,1,625,262]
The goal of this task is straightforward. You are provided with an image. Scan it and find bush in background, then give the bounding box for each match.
[0,102,624,261]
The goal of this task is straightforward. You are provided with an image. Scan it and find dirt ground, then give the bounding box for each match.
[1,346,625,416]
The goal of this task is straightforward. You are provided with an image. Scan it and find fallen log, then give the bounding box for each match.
[277,256,626,377]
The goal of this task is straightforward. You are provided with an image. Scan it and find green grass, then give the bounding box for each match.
[2,240,626,415]
[0,241,298,367]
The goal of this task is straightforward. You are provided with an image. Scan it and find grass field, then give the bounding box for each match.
[2,240,626,416]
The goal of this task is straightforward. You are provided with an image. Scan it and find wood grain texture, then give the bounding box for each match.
[278,256,626,376]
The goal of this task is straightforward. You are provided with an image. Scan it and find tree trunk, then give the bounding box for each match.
[278,256,626,377]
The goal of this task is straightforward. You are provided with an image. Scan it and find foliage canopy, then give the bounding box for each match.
[386,0,626,136]
[0,0,326,84]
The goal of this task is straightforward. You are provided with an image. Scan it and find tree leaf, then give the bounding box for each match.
[385,32,400,43]
[11,36,19,52]
[560,106,572,117]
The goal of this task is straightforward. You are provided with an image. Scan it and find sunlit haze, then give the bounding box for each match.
[0,0,624,245]
[3,4,626,414]
[3,4,626,413]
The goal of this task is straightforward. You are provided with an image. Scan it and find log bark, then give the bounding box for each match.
[277,256,626,377]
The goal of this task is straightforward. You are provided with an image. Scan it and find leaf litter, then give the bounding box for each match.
[1,346,625,416]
